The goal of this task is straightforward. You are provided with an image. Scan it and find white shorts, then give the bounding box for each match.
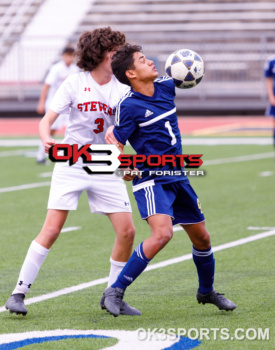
[48,163,132,215]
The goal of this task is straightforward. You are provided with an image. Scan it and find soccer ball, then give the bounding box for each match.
[165,49,204,89]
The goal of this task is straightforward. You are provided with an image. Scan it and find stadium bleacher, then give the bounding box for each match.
[70,0,275,112]
[0,0,275,114]
[0,0,45,65]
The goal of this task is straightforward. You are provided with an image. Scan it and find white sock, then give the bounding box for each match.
[12,240,50,295]
[36,140,46,162]
[107,258,126,287]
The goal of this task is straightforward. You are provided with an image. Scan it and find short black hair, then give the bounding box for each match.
[62,46,75,55]
[111,44,142,86]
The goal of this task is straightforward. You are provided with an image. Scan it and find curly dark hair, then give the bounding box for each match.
[75,27,126,71]
[111,44,142,86]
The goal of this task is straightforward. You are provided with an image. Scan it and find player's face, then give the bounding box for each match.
[62,53,74,66]
[131,52,159,82]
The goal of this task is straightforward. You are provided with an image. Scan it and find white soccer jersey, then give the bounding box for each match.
[50,71,130,145]
[47,71,132,214]
[45,60,80,111]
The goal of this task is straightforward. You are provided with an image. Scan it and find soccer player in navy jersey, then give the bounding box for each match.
[264,55,275,149]
[101,44,236,317]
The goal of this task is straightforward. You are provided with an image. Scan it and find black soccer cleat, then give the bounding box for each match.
[5,293,28,316]
[100,291,141,316]
[103,286,125,317]
[197,289,236,311]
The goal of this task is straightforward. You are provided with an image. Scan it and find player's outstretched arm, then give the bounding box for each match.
[39,109,59,153]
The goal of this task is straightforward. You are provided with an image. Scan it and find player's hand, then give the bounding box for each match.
[37,102,45,115]
[105,125,116,144]
[122,167,142,181]
[43,138,56,153]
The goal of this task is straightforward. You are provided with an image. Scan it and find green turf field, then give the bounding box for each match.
[0,139,274,349]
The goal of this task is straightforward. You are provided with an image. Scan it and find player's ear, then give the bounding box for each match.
[126,69,136,80]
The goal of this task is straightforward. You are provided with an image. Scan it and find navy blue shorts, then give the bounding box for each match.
[133,179,205,225]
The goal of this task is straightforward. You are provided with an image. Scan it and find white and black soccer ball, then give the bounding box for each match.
[165,49,204,89]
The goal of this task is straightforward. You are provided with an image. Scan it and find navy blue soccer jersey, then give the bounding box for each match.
[264,56,275,93]
[113,76,187,186]
[264,56,275,117]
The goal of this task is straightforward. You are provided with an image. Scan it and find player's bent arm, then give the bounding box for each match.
[105,127,141,181]
[105,125,124,152]
[266,78,275,106]
[39,109,59,153]
[105,125,116,144]
[105,125,139,181]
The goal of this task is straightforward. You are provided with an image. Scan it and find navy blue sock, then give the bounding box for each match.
[112,242,151,290]
[192,246,215,294]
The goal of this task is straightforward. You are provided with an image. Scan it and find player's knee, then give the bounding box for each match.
[44,225,62,241]
[117,225,136,243]
[197,231,211,249]
[155,228,173,248]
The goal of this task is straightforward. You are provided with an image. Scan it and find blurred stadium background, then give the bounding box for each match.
[0,0,274,116]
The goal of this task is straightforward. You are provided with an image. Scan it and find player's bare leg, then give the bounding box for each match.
[181,221,210,250]
[36,209,69,248]
[108,212,135,263]
[5,210,68,315]
[143,214,173,259]
[181,222,236,311]
[101,212,141,315]
[104,214,173,316]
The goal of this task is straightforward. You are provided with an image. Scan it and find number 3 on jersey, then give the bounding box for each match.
[93,118,104,134]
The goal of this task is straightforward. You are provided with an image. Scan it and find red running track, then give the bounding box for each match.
[0,116,272,136]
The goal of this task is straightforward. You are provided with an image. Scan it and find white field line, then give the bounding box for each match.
[259,171,274,177]
[0,150,26,157]
[0,182,51,194]
[61,226,81,233]
[0,152,273,195]
[0,140,41,147]
[0,138,272,147]
[181,138,272,145]
[0,149,37,158]
[39,172,53,178]
[145,230,275,272]
[203,152,274,165]
[0,229,274,313]
[0,139,62,147]
[247,226,275,230]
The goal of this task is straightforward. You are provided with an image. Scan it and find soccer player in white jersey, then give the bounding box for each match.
[102,44,236,317]
[36,46,80,163]
[5,28,141,317]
